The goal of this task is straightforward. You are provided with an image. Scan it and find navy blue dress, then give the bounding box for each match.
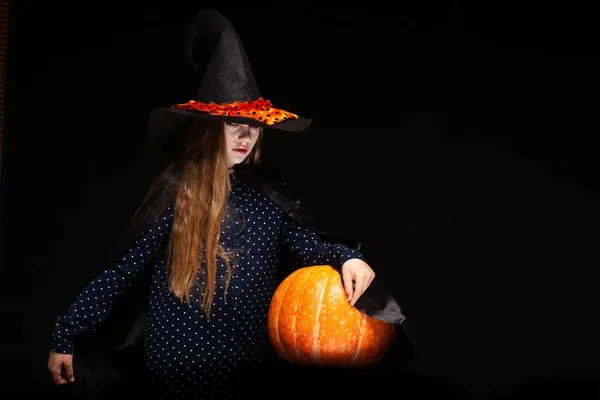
[50,174,365,399]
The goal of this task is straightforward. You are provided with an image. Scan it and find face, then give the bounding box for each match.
[224,121,260,168]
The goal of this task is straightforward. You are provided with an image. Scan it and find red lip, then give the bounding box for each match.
[233,148,247,153]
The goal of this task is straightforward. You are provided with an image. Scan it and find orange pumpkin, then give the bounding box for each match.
[268,265,399,368]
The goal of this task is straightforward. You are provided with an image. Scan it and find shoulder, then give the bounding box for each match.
[256,164,302,203]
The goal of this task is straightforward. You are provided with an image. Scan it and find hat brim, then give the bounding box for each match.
[147,107,312,147]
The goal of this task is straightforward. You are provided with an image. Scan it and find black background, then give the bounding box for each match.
[1,2,599,399]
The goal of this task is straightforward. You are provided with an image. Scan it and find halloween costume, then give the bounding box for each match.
[49,9,414,399]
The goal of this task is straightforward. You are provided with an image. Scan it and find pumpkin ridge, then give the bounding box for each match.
[349,314,368,365]
[272,275,291,362]
[312,272,330,364]
[270,268,304,363]
[291,268,313,360]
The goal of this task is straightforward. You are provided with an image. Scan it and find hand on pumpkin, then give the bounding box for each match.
[341,258,375,306]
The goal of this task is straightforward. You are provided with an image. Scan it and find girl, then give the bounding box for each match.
[47,9,380,399]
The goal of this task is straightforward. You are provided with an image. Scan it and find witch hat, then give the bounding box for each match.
[147,9,312,146]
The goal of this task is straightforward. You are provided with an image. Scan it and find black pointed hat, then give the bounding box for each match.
[147,9,312,146]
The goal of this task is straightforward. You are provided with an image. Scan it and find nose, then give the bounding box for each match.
[238,124,252,138]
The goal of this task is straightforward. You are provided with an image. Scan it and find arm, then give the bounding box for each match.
[49,207,173,355]
[279,216,375,306]
[48,207,173,385]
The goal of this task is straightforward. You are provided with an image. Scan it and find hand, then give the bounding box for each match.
[341,258,375,306]
[48,351,75,385]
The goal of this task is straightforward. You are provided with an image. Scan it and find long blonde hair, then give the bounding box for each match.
[136,118,262,319]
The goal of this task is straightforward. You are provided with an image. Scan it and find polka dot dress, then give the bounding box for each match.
[50,174,365,399]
